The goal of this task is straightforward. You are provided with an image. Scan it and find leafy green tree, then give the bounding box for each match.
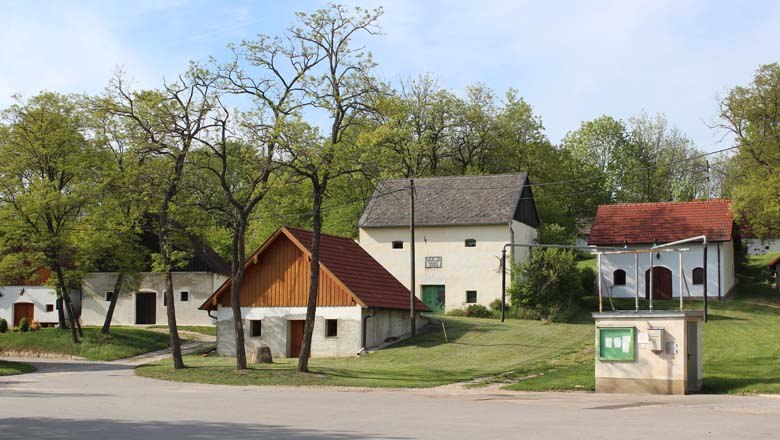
[0,92,103,343]
[108,71,218,369]
[717,63,780,237]
[508,248,582,322]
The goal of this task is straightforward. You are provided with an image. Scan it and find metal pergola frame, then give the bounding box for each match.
[499,235,710,323]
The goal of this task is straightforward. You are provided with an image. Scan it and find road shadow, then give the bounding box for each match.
[0,358,134,375]
[0,417,411,440]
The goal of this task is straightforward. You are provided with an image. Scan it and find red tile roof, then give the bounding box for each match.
[588,199,734,246]
[285,227,429,311]
[769,255,780,268]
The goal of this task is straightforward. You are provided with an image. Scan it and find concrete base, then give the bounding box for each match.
[596,377,687,395]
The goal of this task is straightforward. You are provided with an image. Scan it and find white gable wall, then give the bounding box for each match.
[359,223,536,311]
[0,286,59,325]
[744,238,780,255]
[598,241,735,299]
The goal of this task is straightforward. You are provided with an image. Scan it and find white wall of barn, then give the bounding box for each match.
[359,223,536,311]
[597,241,735,299]
[0,286,60,325]
[81,272,225,326]
[744,238,780,256]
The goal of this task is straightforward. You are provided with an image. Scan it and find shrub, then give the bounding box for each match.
[579,266,596,295]
[488,299,503,311]
[446,308,467,317]
[465,304,492,318]
[29,320,41,331]
[508,248,583,322]
[19,317,30,332]
[0,318,7,333]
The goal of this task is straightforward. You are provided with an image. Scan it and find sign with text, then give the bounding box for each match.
[425,256,442,268]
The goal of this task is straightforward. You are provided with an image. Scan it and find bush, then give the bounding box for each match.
[19,317,29,332]
[579,266,596,295]
[508,248,583,322]
[29,320,41,331]
[0,318,7,333]
[446,308,467,317]
[488,299,503,311]
[465,304,492,318]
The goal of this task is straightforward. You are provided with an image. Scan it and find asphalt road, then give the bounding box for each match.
[1,357,779,440]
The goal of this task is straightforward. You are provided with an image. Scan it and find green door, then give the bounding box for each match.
[422,285,445,314]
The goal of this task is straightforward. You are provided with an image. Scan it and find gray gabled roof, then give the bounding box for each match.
[359,173,538,228]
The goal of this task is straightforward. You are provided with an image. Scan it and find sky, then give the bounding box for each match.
[2,0,779,152]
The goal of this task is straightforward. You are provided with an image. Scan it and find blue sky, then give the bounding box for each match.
[2,0,779,151]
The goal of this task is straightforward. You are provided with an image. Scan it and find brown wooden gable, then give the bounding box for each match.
[215,231,357,309]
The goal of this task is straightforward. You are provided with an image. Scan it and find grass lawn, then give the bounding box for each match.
[136,316,593,388]
[0,327,170,361]
[0,360,34,376]
[509,252,780,393]
[149,325,216,336]
[137,253,780,393]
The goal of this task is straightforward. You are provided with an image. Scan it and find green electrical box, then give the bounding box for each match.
[598,327,636,362]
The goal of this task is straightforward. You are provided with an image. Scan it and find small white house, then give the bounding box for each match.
[0,268,79,328]
[589,200,737,300]
[81,271,227,326]
[200,227,429,358]
[358,173,540,312]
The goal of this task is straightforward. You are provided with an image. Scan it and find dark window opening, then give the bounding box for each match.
[692,267,704,285]
[180,291,189,302]
[163,291,167,307]
[105,291,113,302]
[465,239,476,247]
[250,320,262,337]
[466,290,477,303]
[613,269,626,286]
[46,304,54,312]
[392,241,404,249]
[326,319,338,337]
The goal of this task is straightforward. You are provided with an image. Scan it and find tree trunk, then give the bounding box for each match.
[297,187,322,373]
[52,262,79,344]
[231,219,248,370]
[101,272,124,335]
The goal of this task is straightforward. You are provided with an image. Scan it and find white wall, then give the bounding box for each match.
[216,305,363,358]
[0,286,59,325]
[359,224,532,311]
[744,238,780,255]
[598,242,735,299]
[81,272,225,326]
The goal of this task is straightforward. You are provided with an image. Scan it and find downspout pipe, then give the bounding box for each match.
[207,309,217,320]
[360,308,377,354]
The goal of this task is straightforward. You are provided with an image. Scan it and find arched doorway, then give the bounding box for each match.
[645,267,673,300]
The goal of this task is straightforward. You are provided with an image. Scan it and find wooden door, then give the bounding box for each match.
[645,267,673,300]
[422,285,446,314]
[13,303,34,327]
[135,292,157,324]
[289,320,305,358]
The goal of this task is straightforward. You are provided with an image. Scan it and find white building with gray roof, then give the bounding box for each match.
[358,173,540,313]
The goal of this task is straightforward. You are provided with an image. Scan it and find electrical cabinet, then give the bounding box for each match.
[647,328,664,352]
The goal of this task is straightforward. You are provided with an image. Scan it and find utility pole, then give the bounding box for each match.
[705,160,710,201]
[409,179,416,337]
[500,247,507,322]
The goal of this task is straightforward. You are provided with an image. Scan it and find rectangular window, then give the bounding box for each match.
[392,241,404,249]
[465,239,477,247]
[250,320,262,337]
[46,304,54,312]
[180,291,189,302]
[105,291,113,302]
[326,319,338,337]
[163,291,167,307]
[466,290,477,303]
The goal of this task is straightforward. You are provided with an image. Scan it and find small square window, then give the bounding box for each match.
[392,241,404,249]
[466,290,477,303]
[105,291,113,302]
[46,304,54,312]
[180,291,189,302]
[250,320,262,337]
[465,239,477,247]
[326,319,338,337]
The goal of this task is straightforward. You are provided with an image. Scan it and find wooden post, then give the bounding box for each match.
[409,179,416,336]
[634,253,639,312]
[649,252,654,312]
[703,238,708,322]
[501,247,507,322]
